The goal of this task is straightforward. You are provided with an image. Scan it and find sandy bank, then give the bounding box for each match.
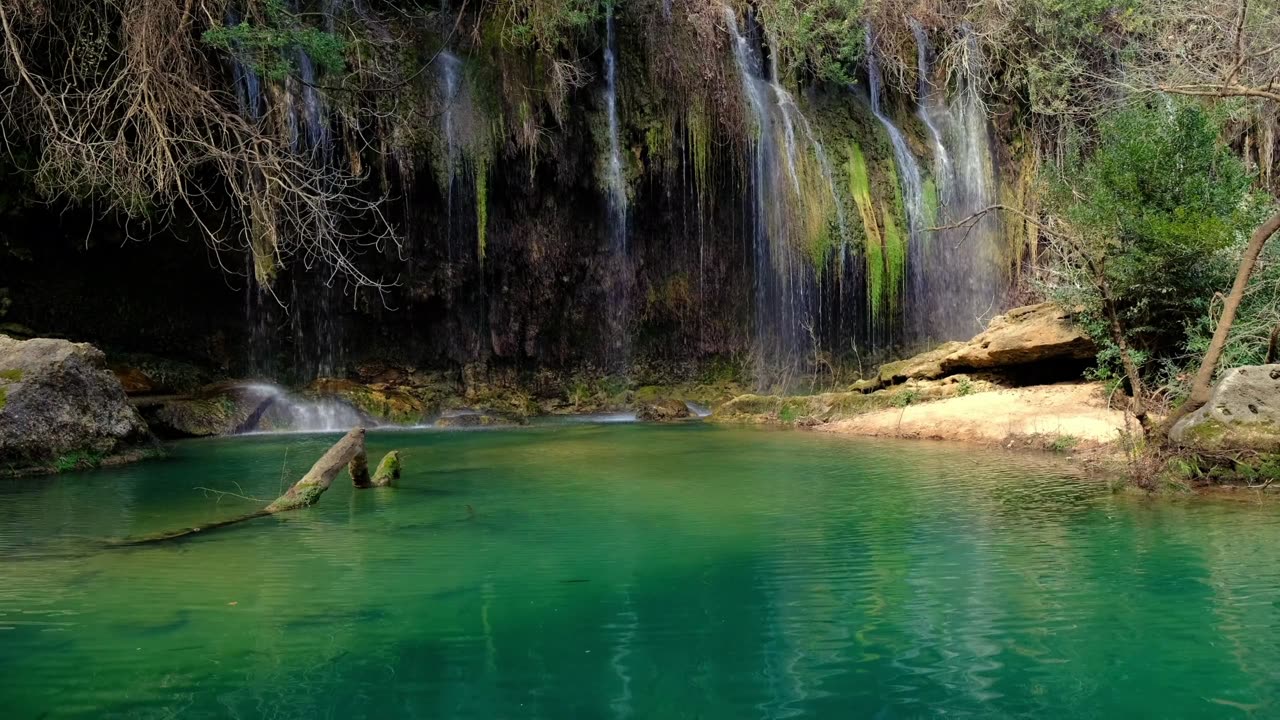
[815,382,1139,447]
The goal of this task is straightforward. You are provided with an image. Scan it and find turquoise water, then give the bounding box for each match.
[2,424,1280,718]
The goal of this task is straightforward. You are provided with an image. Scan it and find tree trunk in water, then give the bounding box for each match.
[349,446,372,489]
[1161,210,1280,437]
[371,451,401,487]
[265,428,368,512]
[113,428,370,545]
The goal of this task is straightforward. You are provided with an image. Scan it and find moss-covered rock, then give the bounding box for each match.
[1171,365,1280,452]
[372,451,401,487]
[0,335,155,475]
[433,410,518,428]
[309,378,430,425]
[142,383,278,438]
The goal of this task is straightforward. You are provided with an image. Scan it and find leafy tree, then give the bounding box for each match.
[1042,101,1265,428]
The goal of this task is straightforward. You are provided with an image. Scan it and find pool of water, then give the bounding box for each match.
[2,424,1279,718]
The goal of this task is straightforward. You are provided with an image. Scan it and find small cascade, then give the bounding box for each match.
[228,6,346,382]
[236,383,365,434]
[912,23,1002,341]
[865,27,927,339]
[293,50,331,159]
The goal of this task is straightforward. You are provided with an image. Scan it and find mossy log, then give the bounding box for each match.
[112,427,389,546]
[348,445,372,489]
[371,450,401,487]
[264,428,368,512]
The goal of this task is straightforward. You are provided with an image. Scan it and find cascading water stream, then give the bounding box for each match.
[865,27,928,337]
[603,6,628,250]
[910,21,952,189]
[602,5,631,370]
[725,7,794,383]
[913,23,1002,341]
[725,8,850,387]
[438,50,464,259]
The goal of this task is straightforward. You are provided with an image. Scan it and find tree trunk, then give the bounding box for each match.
[371,451,401,487]
[113,428,369,545]
[1094,265,1152,434]
[265,428,368,512]
[1162,210,1280,435]
[349,446,372,488]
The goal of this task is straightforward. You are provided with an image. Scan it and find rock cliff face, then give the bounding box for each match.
[1171,365,1280,451]
[0,335,154,475]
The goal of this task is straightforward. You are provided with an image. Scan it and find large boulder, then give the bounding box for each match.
[940,303,1095,373]
[0,335,154,475]
[1171,365,1280,451]
[141,383,280,438]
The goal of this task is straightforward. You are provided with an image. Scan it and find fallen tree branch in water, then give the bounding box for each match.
[110,428,397,546]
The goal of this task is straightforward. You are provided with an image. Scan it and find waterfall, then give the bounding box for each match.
[293,50,330,159]
[865,27,927,339]
[725,8,830,386]
[602,5,632,371]
[911,23,1002,341]
[235,383,366,434]
[438,50,464,259]
[603,6,628,250]
[726,7,788,381]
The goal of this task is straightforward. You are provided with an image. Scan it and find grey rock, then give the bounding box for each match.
[0,335,154,475]
[637,399,692,422]
[1171,365,1280,451]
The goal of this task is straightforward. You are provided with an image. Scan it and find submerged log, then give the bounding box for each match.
[264,428,367,512]
[112,428,376,546]
[371,451,401,487]
[349,445,372,489]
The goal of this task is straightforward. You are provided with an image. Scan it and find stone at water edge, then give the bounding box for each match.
[636,399,692,422]
[0,335,155,475]
[1171,365,1280,451]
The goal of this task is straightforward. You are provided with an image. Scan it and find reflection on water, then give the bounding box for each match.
[2,425,1279,718]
